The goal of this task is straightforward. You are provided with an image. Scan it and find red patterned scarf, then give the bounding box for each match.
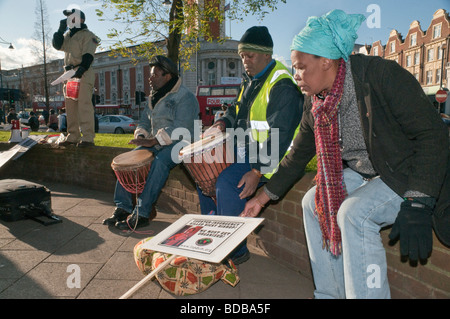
[312,59,347,256]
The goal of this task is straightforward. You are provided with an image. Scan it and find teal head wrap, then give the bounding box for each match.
[291,9,366,61]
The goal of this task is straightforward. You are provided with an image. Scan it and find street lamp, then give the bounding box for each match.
[0,38,14,88]
[0,37,14,50]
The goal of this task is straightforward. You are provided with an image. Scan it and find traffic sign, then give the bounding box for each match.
[436,89,448,103]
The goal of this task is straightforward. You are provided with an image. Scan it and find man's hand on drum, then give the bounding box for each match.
[240,191,270,218]
[202,120,225,138]
[129,137,159,148]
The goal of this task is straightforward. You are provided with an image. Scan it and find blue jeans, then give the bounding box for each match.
[114,144,177,218]
[302,168,403,299]
[197,161,266,258]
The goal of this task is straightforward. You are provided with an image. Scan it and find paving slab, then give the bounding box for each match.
[0,181,314,303]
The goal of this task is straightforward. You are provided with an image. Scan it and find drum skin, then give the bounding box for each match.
[111,149,154,194]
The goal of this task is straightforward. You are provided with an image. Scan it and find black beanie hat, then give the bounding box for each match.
[238,26,273,55]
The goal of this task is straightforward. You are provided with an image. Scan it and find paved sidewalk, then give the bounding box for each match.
[0,181,314,300]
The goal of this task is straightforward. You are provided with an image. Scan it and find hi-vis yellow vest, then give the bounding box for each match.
[236,61,300,179]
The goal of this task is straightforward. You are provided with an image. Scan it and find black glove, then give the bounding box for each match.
[389,199,433,261]
[58,19,67,33]
[72,66,86,79]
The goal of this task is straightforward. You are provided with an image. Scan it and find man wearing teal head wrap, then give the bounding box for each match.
[290,9,365,61]
[242,9,449,299]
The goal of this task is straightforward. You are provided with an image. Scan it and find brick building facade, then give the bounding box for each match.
[369,9,450,112]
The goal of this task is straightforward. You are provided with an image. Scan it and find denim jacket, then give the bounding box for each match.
[135,78,199,144]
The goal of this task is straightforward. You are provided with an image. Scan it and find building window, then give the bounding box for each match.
[426,70,433,84]
[229,61,235,70]
[410,34,417,47]
[436,69,441,84]
[427,48,434,62]
[99,72,104,87]
[414,52,420,65]
[137,68,143,84]
[208,72,216,85]
[208,62,215,70]
[373,46,378,56]
[414,73,419,81]
[123,69,129,86]
[438,46,443,60]
[406,55,411,67]
[112,92,117,104]
[433,24,441,39]
[390,42,395,53]
[111,71,116,86]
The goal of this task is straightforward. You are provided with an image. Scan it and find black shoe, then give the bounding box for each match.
[115,213,149,230]
[149,206,157,221]
[77,141,95,148]
[231,251,251,265]
[103,208,130,226]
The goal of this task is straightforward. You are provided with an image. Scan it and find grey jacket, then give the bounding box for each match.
[135,78,199,144]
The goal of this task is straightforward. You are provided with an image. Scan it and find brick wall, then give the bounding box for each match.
[0,143,449,298]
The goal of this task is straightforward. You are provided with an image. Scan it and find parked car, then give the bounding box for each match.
[98,115,137,134]
[18,111,29,124]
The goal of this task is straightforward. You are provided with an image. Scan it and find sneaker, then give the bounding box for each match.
[231,251,251,265]
[102,207,130,226]
[115,213,149,230]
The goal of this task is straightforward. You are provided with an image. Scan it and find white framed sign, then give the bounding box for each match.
[141,214,264,263]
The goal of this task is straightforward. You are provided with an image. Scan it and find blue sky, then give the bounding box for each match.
[0,0,448,70]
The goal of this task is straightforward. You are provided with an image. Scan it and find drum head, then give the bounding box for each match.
[179,133,229,160]
[112,149,153,168]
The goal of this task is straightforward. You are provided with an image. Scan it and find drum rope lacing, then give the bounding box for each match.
[120,168,155,235]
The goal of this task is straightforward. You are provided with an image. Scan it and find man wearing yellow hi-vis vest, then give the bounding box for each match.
[198,26,304,265]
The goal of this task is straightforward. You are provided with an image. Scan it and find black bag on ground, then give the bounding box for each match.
[0,179,61,226]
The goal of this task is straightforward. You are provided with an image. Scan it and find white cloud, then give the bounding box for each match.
[0,38,63,70]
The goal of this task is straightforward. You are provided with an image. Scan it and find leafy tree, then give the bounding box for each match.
[94,0,286,68]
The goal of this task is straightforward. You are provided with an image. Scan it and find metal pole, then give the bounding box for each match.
[439,43,447,112]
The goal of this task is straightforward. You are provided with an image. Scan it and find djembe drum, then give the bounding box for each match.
[179,133,232,198]
[111,149,154,194]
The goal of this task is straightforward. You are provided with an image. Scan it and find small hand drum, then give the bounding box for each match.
[111,149,154,194]
[179,133,233,198]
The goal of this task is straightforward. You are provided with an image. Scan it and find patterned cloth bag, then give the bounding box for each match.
[133,237,240,296]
